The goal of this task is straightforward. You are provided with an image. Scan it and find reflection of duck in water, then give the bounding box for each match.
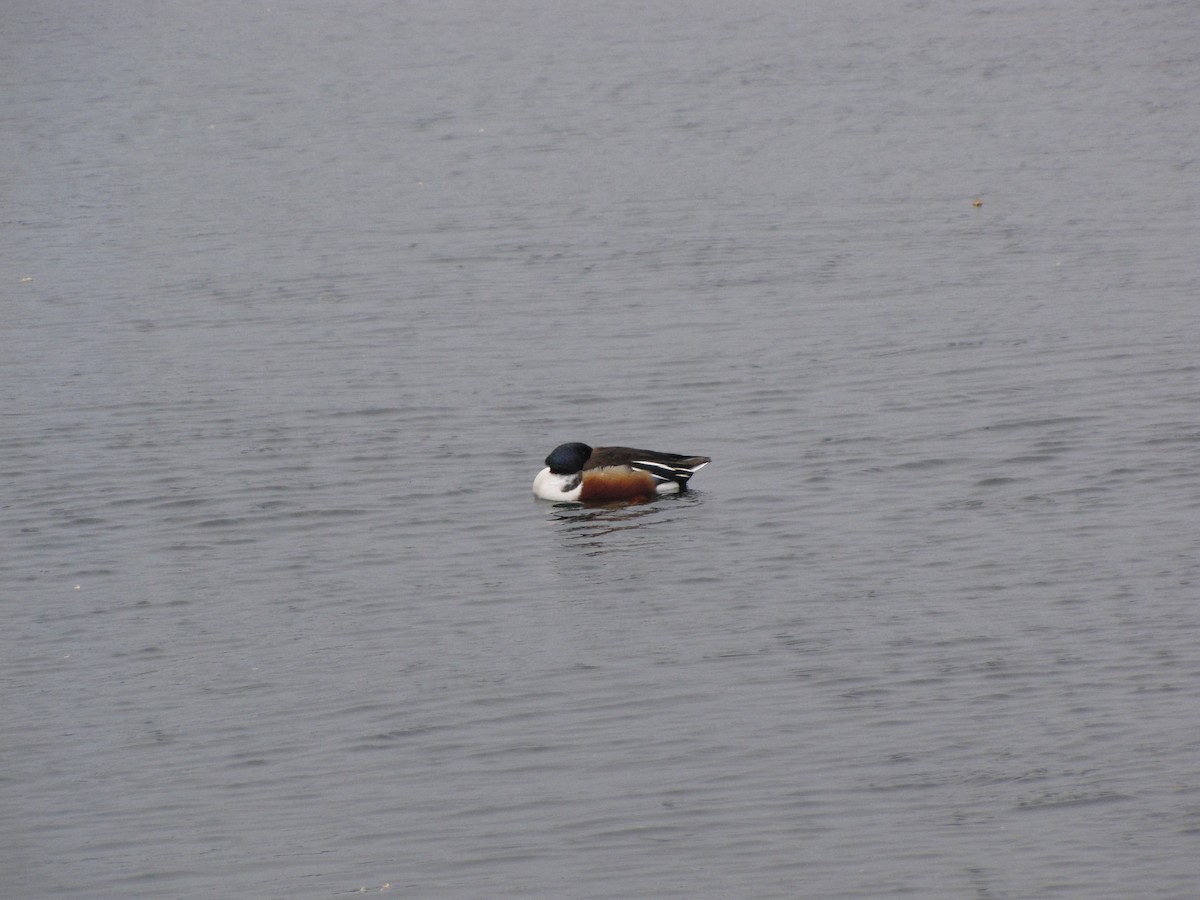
[533,442,711,502]
[549,498,673,552]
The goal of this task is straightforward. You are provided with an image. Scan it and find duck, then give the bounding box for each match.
[533,442,711,502]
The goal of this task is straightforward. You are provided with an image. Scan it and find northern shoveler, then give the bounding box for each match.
[533,442,711,502]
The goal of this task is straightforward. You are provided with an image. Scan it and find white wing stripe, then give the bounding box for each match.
[631,460,707,481]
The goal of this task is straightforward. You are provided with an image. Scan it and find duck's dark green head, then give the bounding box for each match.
[545,442,592,474]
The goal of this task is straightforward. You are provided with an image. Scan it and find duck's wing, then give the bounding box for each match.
[588,446,711,487]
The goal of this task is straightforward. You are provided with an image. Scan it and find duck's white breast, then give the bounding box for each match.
[532,467,583,501]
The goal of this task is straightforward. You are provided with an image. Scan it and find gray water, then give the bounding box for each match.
[4,1,1199,897]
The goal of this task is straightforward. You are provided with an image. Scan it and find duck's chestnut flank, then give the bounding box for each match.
[577,468,660,501]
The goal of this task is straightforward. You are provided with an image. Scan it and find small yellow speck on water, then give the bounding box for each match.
[20,275,33,283]
[75,585,81,590]
[972,197,983,207]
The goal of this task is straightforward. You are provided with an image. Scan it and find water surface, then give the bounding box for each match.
[3,1,1199,897]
